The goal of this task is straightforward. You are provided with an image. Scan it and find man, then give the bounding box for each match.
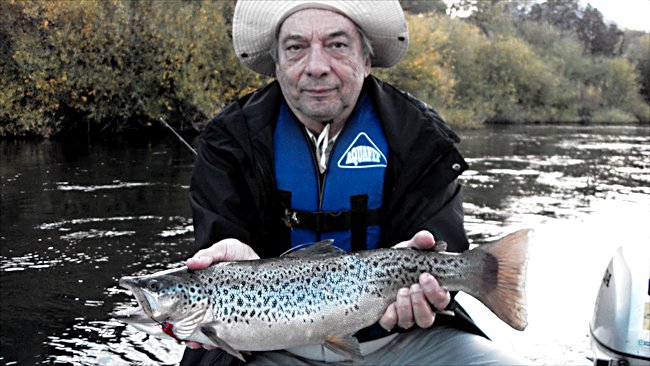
[183,1,528,364]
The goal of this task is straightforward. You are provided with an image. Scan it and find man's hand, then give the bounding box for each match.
[186,238,260,270]
[185,238,260,349]
[378,230,451,331]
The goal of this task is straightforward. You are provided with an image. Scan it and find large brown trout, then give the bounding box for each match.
[113,229,530,361]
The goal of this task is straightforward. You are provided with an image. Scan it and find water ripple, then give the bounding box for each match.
[54,181,155,192]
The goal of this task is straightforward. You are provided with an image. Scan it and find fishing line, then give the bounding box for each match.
[159,118,198,156]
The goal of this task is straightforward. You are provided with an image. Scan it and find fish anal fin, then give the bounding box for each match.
[280,239,343,258]
[323,334,363,361]
[199,324,245,362]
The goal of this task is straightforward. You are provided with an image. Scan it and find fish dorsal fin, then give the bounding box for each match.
[200,323,245,362]
[280,239,344,258]
[324,334,363,361]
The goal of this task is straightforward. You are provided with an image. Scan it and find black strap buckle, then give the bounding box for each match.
[281,208,300,228]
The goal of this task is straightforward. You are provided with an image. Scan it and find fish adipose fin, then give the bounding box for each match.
[280,239,344,258]
[472,229,532,331]
[323,334,363,361]
[199,324,245,362]
[433,240,448,252]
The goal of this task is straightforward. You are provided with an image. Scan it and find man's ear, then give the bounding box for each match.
[364,56,371,77]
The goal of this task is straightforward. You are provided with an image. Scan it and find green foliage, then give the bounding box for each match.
[526,0,624,56]
[622,31,650,104]
[0,0,266,137]
[379,11,647,126]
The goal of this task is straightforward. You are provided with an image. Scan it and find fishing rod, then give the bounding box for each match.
[159,118,198,156]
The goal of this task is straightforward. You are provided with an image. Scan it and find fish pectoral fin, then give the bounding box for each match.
[199,324,245,362]
[323,334,363,361]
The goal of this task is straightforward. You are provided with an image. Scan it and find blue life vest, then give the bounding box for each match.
[274,93,388,252]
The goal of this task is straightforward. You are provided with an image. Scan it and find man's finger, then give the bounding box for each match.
[410,283,435,328]
[393,230,435,250]
[186,255,213,270]
[395,287,414,329]
[378,303,397,331]
[185,341,202,349]
[420,273,450,310]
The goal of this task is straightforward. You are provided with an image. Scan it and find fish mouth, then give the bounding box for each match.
[111,276,155,323]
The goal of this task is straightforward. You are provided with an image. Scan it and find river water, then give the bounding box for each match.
[1,125,648,365]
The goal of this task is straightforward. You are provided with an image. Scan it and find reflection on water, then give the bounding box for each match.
[1,125,648,365]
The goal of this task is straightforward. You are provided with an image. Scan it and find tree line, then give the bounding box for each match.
[1,0,648,138]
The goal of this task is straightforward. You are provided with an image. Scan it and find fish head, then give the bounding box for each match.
[112,267,210,341]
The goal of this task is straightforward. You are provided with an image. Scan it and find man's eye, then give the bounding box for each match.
[331,42,347,49]
[286,45,302,52]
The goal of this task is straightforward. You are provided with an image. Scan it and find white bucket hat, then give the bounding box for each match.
[232,0,409,76]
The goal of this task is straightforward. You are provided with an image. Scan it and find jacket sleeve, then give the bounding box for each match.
[189,119,259,251]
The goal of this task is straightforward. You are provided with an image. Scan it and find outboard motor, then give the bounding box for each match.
[589,245,650,366]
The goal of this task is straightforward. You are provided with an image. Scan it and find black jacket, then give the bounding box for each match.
[184,75,480,365]
[190,75,470,256]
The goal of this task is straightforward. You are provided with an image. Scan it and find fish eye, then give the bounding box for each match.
[147,280,161,292]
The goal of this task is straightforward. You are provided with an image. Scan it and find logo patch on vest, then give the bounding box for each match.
[337,132,388,169]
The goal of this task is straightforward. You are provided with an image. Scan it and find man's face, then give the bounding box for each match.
[275,9,371,125]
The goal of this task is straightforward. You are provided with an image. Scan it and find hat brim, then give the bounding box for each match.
[233,0,409,76]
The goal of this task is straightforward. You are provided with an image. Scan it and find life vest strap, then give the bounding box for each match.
[279,190,380,235]
[285,207,380,232]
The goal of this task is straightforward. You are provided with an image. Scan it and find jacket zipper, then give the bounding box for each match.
[302,127,343,241]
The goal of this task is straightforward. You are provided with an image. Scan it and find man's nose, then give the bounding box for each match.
[305,45,330,77]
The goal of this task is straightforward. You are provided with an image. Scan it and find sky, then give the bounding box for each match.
[445,0,650,32]
[584,0,650,31]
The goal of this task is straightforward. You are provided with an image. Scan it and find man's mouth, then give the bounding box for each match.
[304,88,336,97]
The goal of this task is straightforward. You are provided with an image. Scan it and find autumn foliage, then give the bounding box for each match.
[1,0,648,137]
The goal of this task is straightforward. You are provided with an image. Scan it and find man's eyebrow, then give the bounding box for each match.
[280,30,352,44]
[280,34,305,44]
[327,30,351,40]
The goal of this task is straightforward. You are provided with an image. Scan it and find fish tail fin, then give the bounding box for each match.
[471,229,532,331]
